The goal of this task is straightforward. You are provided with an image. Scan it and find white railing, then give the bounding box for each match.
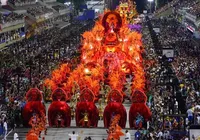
[15,2,36,6]
[59,9,70,15]
[1,20,24,29]
[43,0,56,2]
[34,12,54,21]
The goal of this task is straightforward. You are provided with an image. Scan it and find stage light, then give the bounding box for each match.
[106,47,116,52]
[84,68,92,76]
[96,37,102,41]
[84,68,90,74]
[83,56,86,60]
[123,38,128,42]
[90,44,93,49]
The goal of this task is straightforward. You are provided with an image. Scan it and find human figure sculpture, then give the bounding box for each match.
[22,88,46,127]
[76,88,99,127]
[48,88,71,127]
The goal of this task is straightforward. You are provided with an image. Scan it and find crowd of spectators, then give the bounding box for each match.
[139,21,174,139]
[0,12,71,44]
[173,0,198,11]
[0,29,24,44]
[154,0,200,18]
[0,12,24,24]
[8,0,35,6]
[142,15,200,139]
[187,1,200,18]
[52,14,71,22]
[52,5,68,12]
[154,18,200,90]
[153,0,179,16]
[27,6,53,17]
[29,14,71,35]
[0,19,94,138]
[175,0,200,19]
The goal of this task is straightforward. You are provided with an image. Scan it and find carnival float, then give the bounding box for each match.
[22,88,46,127]
[48,88,71,127]
[24,1,151,138]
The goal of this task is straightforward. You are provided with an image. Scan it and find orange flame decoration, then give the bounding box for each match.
[107,114,124,140]
[44,63,71,95]
[26,112,46,140]
[43,9,146,100]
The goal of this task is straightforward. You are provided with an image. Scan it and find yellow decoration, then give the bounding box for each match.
[117,0,138,23]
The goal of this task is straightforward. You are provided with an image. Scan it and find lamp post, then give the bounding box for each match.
[148,0,154,14]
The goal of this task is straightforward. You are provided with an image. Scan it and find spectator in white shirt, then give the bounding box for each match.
[3,119,7,140]
[187,109,194,123]
[14,131,19,140]
[163,130,170,139]
[196,114,200,124]
[68,131,79,140]
[157,129,163,140]
[125,130,131,140]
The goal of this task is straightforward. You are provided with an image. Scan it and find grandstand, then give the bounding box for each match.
[0,0,71,50]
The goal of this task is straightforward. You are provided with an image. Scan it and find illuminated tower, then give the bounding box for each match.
[117,0,138,23]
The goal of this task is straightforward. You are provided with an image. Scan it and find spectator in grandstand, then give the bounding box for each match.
[125,130,131,140]
[3,118,7,140]
[0,12,24,24]
[8,0,35,6]
[68,131,79,140]
[27,6,53,17]
[135,129,141,140]
[0,118,3,136]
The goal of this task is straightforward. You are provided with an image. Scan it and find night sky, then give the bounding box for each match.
[135,0,146,13]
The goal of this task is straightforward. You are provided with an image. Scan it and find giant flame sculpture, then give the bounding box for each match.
[44,10,145,98]
[24,0,151,130]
